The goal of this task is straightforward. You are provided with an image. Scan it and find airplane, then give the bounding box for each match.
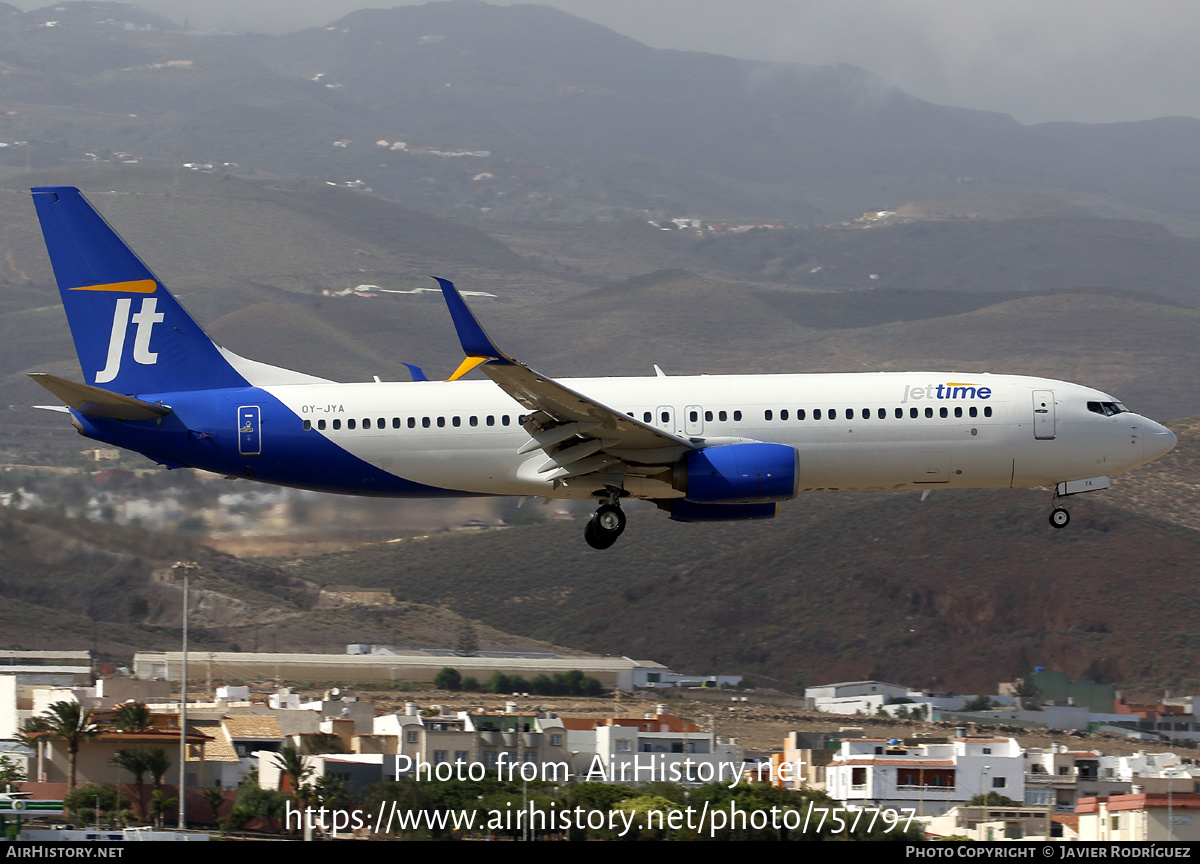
[27,186,1177,549]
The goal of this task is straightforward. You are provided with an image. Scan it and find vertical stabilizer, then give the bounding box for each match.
[31,186,248,394]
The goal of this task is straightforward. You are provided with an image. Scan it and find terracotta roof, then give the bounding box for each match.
[599,715,701,733]
[559,718,597,731]
[223,716,284,740]
[201,731,239,763]
[1051,814,1080,832]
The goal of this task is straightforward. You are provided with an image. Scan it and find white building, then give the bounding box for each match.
[564,711,742,785]
[826,736,1024,815]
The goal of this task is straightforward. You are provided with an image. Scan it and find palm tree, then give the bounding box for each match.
[110,746,152,820]
[272,746,313,801]
[111,702,152,733]
[147,789,178,829]
[144,747,171,792]
[41,701,97,790]
[198,787,227,826]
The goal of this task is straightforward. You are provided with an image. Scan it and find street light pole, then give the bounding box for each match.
[173,561,198,830]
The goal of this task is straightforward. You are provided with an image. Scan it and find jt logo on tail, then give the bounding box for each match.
[96,296,164,383]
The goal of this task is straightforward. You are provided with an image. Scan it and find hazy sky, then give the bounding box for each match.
[15,0,1199,124]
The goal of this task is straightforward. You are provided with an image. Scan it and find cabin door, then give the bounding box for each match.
[1033,390,1056,440]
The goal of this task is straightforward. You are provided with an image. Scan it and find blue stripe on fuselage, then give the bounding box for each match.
[73,387,481,498]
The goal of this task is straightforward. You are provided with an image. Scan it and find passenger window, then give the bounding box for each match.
[829,409,837,420]
[862,408,870,419]
[797,409,806,420]
[486,415,495,426]
[690,410,698,422]
[518,415,526,425]
[362,418,370,429]
[407,417,415,428]
[764,409,773,421]
[643,412,652,423]
[814,409,822,420]
[954,407,962,418]
[910,408,918,418]
[661,411,669,423]
[452,416,461,427]
[502,415,511,426]
[303,419,311,431]
[378,417,385,428]
[393,418,401,429]
[733,410,742,422]
[781,409,789,421]
[317,419,326,431]
[925,407,933,418]
[348,419,356,430]
[969,406,977,418]
[469,416,478,427]
[878,408,886,419]
[422,417,430,428]
[846,408,855,420]
[719,410,728,422]
[437,417,446,427]
[333,419,342,430]
[939,407,947,418]
[705,410,713,421]
[984,406,993,417]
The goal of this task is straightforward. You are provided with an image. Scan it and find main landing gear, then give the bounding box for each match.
[584,489,627,550]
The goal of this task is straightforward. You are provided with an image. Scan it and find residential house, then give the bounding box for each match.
[826,736,1024,816]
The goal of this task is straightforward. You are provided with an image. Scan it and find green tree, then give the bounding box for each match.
[147,789,178,828]
[962,694,995,712]
[111,702,152,733]
[1012,675,1042,710]
[144,746,171,792]
[454,622,479,657]
[224,781,289,834]
[110,746,152,820]
[40,701,98,789]
[434,666,463,691]
[64,784,130,827]
[199,787,228,826]
[309,774,349,809]
[0,755,26,789]
[273,745,314,800]
[967,792,1023,807]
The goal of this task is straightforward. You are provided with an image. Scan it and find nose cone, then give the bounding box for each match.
[1145,420,1177,462]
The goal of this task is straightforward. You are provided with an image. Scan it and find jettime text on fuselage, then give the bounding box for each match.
[901,382,992,405]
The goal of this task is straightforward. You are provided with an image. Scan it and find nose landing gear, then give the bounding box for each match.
[584,489,627,550]
[1049,507,1070,529]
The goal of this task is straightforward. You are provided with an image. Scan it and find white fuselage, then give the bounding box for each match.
[265,371,1174,501]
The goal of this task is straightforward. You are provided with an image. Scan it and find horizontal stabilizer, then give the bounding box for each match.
[28,373,173,420]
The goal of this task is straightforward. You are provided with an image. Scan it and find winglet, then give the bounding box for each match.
[434,276,512,380]
[402,363,429,382]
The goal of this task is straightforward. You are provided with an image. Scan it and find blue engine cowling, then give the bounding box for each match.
[674,442,798,503]
[665,500,779,522]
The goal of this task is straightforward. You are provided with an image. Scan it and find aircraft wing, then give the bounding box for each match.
[435,278,694,476]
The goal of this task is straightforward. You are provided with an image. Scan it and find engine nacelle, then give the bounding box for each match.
[665,500,779,522]
[674,442,798,503]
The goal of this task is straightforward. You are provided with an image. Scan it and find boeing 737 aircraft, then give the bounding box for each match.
[28,186,1176,548]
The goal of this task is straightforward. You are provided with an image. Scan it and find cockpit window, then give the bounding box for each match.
[1087,401,1129,417]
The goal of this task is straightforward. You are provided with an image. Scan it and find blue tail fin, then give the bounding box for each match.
[32,186,248,395]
